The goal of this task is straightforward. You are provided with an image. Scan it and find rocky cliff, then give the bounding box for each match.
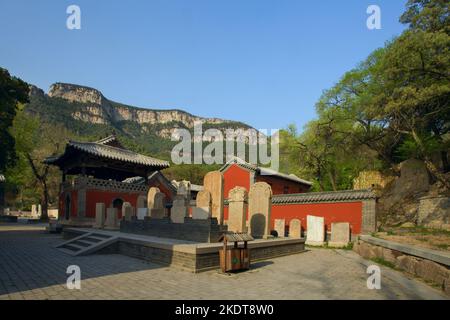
[47,83,245,132]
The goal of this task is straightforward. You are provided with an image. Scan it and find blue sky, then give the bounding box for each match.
[0,0,407,132]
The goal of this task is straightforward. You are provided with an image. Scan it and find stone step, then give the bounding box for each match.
[73,239,93,247]
[86,235,112,242]
[91,233,111,239]
[62,243,85,251]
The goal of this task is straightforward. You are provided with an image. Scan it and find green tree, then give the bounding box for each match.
[9,108,70,220]
[0,68,29,172]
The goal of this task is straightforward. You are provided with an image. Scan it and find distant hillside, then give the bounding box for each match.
[25,83,253,160]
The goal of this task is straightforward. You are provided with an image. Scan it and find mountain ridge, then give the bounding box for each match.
[25,82,253,159]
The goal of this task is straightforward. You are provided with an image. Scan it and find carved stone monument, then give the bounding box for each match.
[248,182,272,239]
[274,219,286,238]
[94,203,106,228]
[192,190,211,220]
[328,222,351,247]
[306,215,325,246]
[289,219,302,238]
[203,171,224,225]
[227,187,248,232]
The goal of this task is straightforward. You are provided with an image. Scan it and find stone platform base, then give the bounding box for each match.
[63,228,306,273]
[0,215,18,223]
[354,235,450,296]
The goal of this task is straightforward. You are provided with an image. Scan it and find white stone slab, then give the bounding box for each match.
[306,215,325,246]
[137,208,148,220]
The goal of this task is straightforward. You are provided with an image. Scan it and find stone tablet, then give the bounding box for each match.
[192,190,211,220]
[137,208,148,220]
[227,187,248,233]
[171,194,188,223]
[329,222,351,247]
[177,180,191,198]
[147,187,161,209]
[248,182,272,239]
[306,215,325,246]
[153,192,166,210]
[192,207,210,220]
[171,206,188,224]
[289,219,301,238]
[122,202,134,221]
[31,204,37,217]
[203,171,224,225]
[94,203,106,228]
[136,195,146,209]
[196,190,211,210]
[150,208,166,219]
[274,219,286,238]
[149,192,166,219]
[105,208,118,230]
[48,209,59,219]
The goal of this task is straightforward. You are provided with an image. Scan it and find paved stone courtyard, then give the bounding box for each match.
[0,223,447,300]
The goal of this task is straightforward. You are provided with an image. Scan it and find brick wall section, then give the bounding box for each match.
[116,240,306,273]
[63,229,306,273]
[120,217,225,243]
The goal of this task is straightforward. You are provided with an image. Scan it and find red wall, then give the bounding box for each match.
[85,191,142,218]
[223,164,251,199]
[272,201,363,234]
[223,164,310,197]
[224,201,363,235]
[256,175,309,195]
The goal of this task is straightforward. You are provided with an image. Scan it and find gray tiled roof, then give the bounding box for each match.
[0,174,5,182]
[45,137,170,169]
[272,189,376,204]
[220,157,313,186]
[67,141,170,168]
[122,176,146,185]
[95,135,119,145]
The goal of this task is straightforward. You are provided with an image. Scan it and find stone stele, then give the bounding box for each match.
[137,208,148,220]
[203,171,224,225]
[227,186,248,233]
[149,192,166,219]
[147,187,161,209]
[329,222,350,248]
[94,203,106,228]
[274,219,286,238]
[171,195,188,224]
[192,190,212,220]
[289,219,301,239]
[122,202,134,221]
[105,208,119,230]
[306,215,325,246]
[248,182,272,239]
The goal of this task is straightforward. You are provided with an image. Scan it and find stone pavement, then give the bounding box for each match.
[0,223,447,300]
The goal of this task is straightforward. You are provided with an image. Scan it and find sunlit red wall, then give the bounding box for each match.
[223,164,251,199]
[224,201,363,235]
[85,190,142,218]
[271,201,362,234]
[256,175,309,195]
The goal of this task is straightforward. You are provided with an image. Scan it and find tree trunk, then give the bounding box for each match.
[328,169,338,191]
[26,153,50,221]
[40,180,49,222]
